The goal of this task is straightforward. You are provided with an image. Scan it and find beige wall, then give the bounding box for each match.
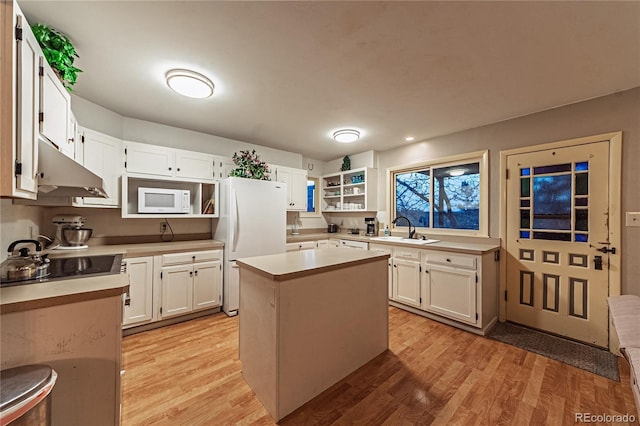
[376,87,640,295]
[0,200,43,261]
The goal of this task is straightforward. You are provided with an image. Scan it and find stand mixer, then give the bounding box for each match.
[50,215,92,250]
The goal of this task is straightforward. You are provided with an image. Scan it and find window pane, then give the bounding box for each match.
[520,168,531,176]
[394,170,430,227]
[521,178,530,197]
[533,163,571,175]
[306,180,315,213]
[533,231,571,241]
[433,163,480,230]
[575,209,588,231]
[533,175,571,230]
[575,233,588,242]
[575,162,588,171]
[575,173,588,195]
[520,210,530,228]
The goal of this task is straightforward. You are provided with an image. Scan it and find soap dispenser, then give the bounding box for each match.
[384,225,390,236]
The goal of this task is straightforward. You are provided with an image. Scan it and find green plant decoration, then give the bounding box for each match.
[229,150,271,180]
[340,155,351,171]
[31,23,82,91]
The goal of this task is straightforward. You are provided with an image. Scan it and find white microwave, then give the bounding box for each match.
[138,187,190,214]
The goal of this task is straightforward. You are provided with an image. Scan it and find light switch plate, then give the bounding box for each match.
[626,212,640,227]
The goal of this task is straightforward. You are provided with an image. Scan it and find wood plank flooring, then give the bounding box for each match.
[121,307,638,425]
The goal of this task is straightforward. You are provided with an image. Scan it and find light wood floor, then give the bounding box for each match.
[121,307,638,425]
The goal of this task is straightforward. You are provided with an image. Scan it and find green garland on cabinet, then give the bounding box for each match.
[31,23,82,91]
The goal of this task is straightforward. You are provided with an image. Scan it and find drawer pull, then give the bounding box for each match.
[446,258,451,262]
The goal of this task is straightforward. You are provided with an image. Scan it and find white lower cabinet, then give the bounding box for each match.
[160,250,222,319]
[286,241,317,251]
[423,263,477,325]
[377,242,498,334]
[123,249,223,329]
[391,248,422,308]
[122,256,154,327]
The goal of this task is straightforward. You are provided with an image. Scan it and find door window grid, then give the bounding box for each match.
[518,162,589,242]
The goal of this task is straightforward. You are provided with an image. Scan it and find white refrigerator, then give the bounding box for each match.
[214,177,287,316]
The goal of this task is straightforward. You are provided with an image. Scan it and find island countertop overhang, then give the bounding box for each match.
[236,249,390,282]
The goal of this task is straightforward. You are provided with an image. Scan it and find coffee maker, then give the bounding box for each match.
[364,217,378,236]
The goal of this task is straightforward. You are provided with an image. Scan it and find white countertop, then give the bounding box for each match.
[287,232,499,254]
[237,248,390,281]
[1,239,224,313]
[45,239,224,259]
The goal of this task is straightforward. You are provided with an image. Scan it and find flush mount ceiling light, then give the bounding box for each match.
[165,69,214,98]
[333,129,360,143]
[449,168,466,177]
[404,136,415,142]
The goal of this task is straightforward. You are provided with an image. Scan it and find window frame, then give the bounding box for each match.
[387,150,489,237]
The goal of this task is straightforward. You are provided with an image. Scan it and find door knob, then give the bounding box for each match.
[594,255,603,270]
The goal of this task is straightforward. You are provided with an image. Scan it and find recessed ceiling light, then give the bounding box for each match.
[166,69,214,98]
[404,136,415,142]
[449,168,465,177]
[333,129,360,143]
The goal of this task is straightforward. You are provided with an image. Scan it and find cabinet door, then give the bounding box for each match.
[289,168,308,210]
[125,142,174,177]
[424,263,477,325]
[176,150,214,181]
[393,258,421,307]
[161,264,193,318]
[274,166,292,208]
[193,260,222,311]
[123,256,154,326]
[14,13,40,196]
[78,128,122,206]
[40,58,70,147]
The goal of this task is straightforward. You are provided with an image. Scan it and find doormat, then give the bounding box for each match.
[487,322,619,382]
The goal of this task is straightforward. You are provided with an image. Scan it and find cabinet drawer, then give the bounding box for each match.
[394,247,421,261]
[425,252,476,270]
[368,243,392,255]
[162,249,222,265]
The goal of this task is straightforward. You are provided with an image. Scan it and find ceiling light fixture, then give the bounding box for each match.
[165,69,214,98]
[404,136,415,142]
[333,129,360,143]
[449,168,466,177]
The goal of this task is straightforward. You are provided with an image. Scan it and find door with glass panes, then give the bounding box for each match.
[505,140,613,348]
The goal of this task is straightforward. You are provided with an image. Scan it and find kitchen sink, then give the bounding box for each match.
[369,236,440,245]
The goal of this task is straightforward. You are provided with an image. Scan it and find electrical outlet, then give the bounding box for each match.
[160,222,167,233]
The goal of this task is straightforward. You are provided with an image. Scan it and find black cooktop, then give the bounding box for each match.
[0,254,123,287]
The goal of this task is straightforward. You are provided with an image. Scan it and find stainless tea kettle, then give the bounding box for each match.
[0,240,50,283]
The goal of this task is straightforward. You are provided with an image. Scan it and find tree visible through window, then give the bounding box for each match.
[394,161,481,231]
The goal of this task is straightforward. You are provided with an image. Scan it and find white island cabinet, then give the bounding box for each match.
[237,249,390,421]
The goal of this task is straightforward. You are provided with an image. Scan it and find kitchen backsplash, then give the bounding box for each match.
[0,200,43,262]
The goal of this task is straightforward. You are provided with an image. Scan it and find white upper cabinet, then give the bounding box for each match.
[124,141,174,178]
[76,127,122,207]
[1,3,40,199]
[39,57,71,148]
[212,155,235,180]
[273,165,307,211]
[175,148,214,181]
[124,141,215,182]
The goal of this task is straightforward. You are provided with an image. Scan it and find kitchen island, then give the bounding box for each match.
[237,248,390,421]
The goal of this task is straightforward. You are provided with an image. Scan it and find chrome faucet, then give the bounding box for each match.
[392,215,416,239]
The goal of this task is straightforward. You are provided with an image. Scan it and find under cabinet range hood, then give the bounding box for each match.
[37,139,108,198]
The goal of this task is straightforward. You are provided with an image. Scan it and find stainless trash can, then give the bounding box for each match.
[0,365,57,426]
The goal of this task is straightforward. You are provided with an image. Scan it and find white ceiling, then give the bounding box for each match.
[19,1,640,161]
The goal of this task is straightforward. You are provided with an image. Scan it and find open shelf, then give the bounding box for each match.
[121,175,219,218]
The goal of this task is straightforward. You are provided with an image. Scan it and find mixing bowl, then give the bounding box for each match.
[62,228,93,246]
